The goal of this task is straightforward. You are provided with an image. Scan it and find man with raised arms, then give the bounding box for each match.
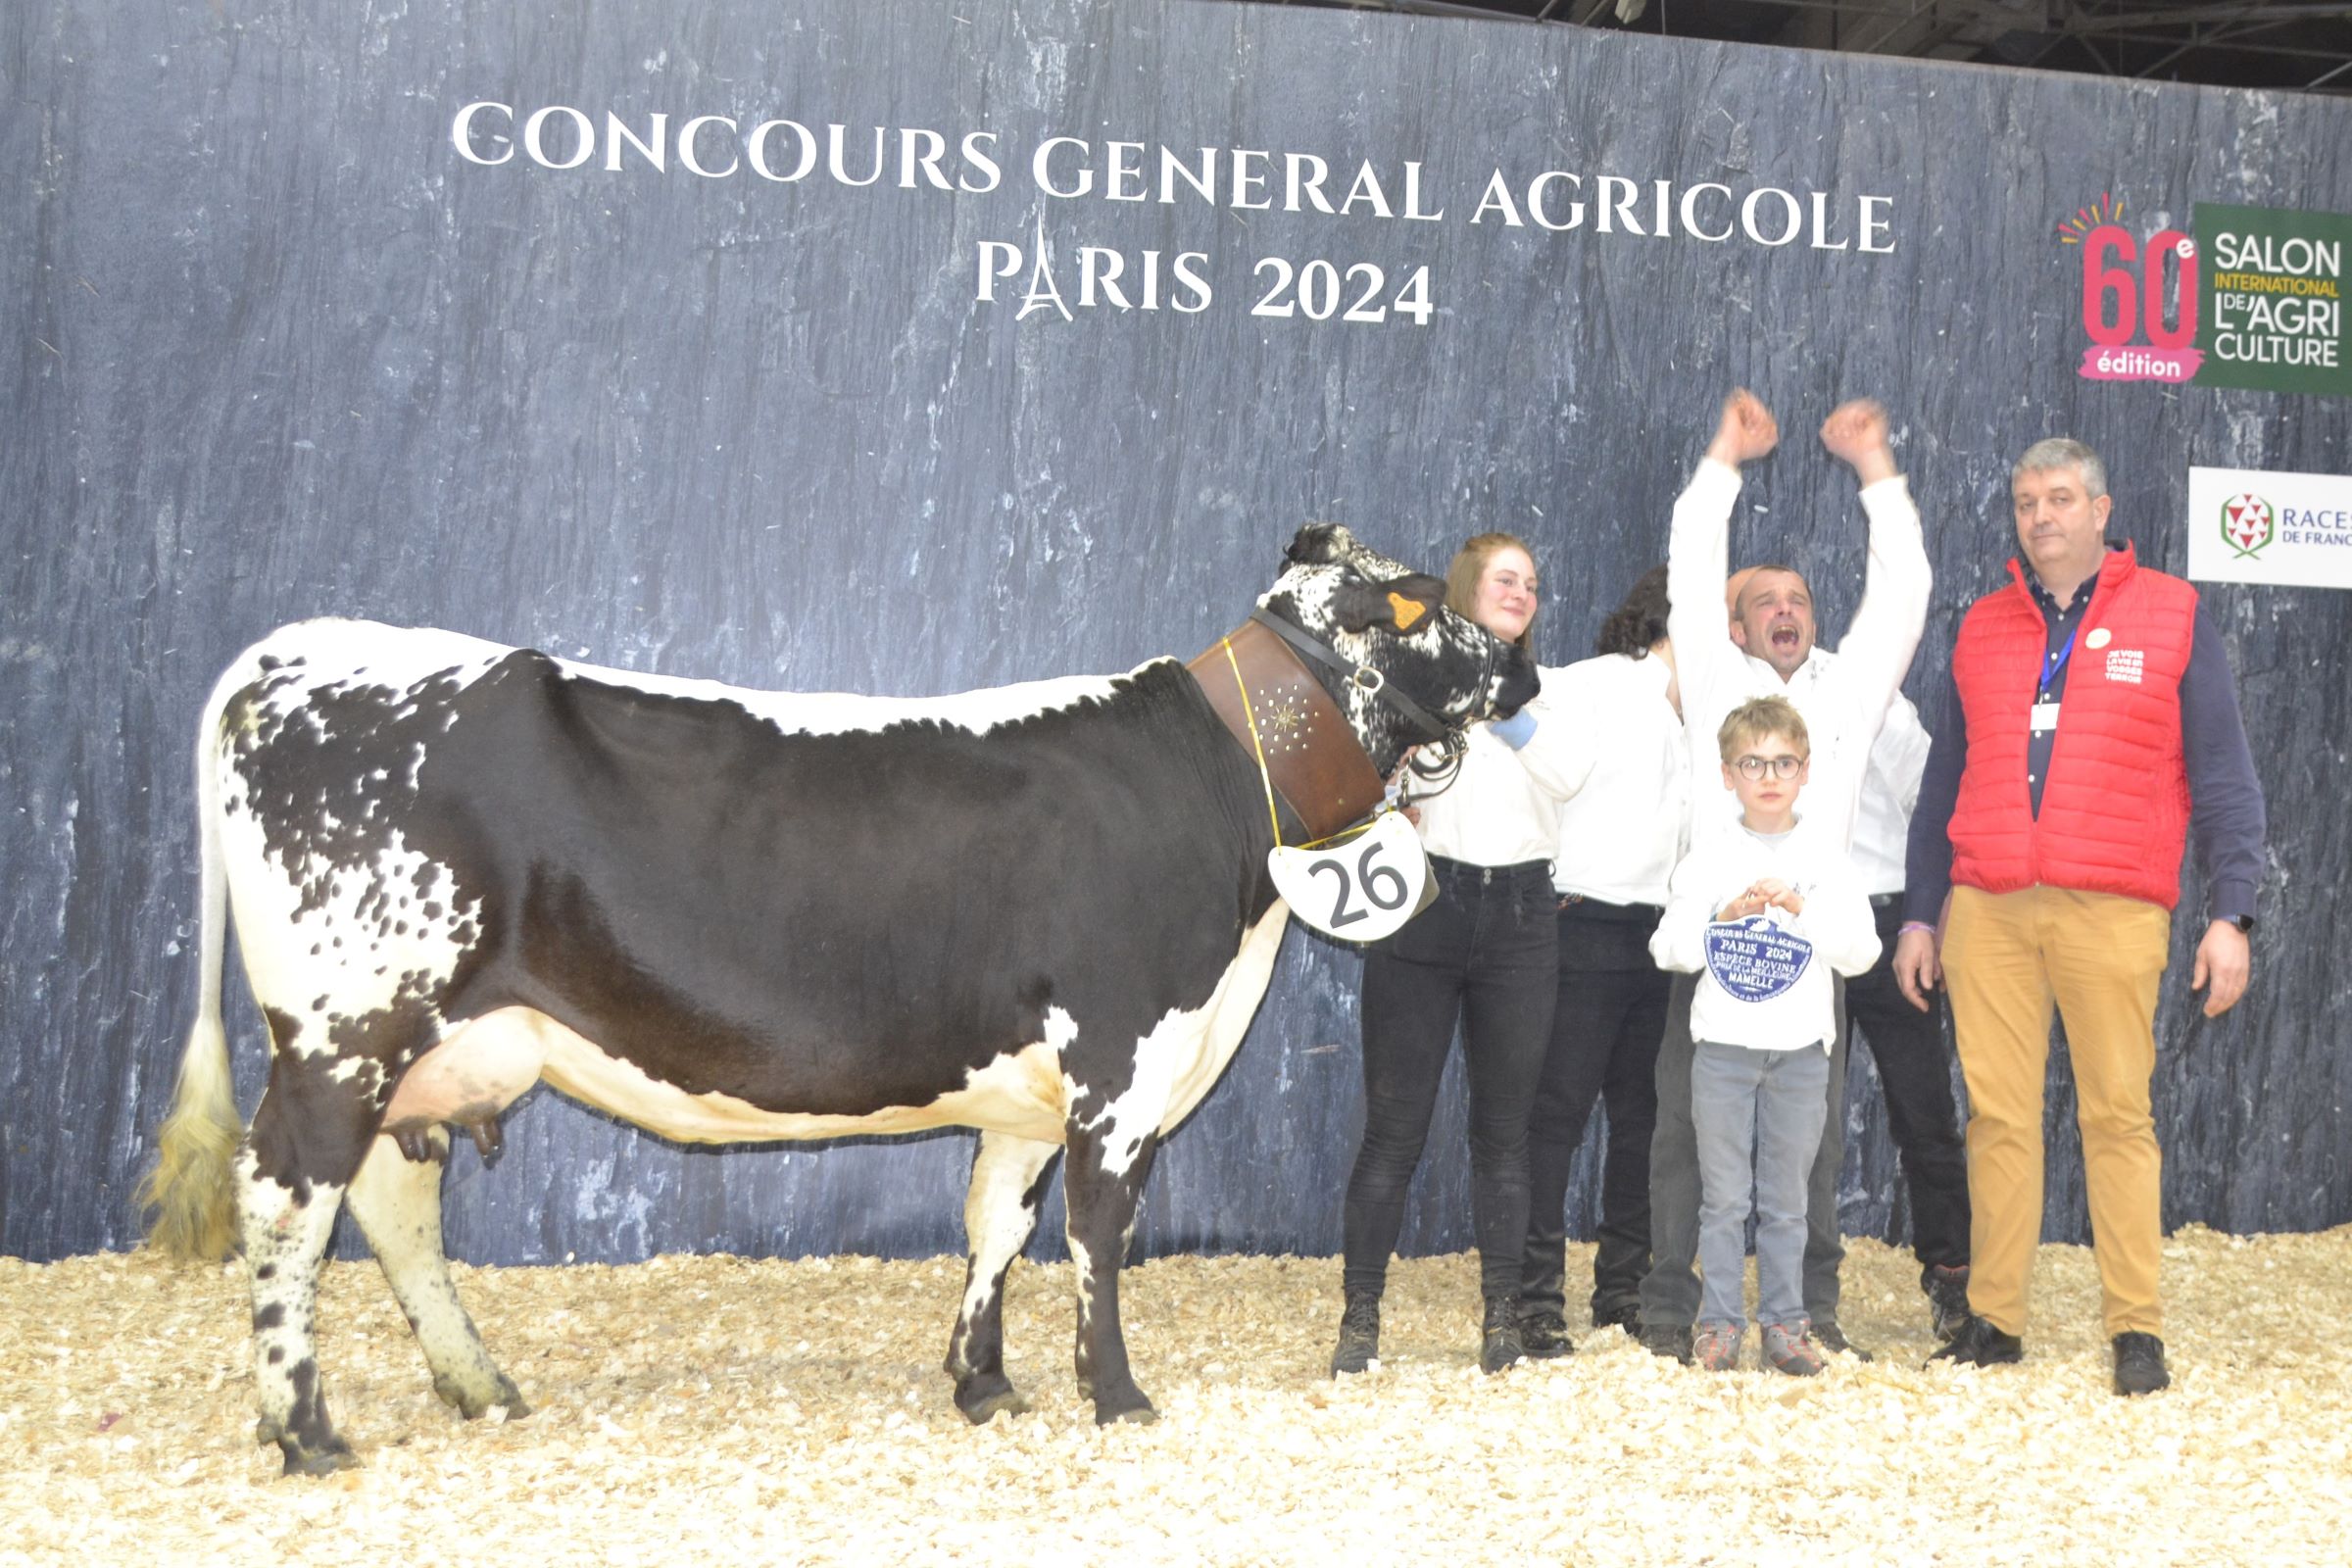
[1637,389,1932,1363]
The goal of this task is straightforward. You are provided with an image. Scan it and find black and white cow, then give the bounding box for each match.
[143,524,1536,1475]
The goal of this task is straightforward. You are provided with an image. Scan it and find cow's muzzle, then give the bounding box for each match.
[1488,644,1540,720]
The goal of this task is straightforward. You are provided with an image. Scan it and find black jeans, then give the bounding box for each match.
[1845,897,1972,1278]
[1345,858,1558,1301]
[1521,899,1669,1324]
[1639,972,1850,1330]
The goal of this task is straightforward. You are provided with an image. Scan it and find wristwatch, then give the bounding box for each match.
[2230,913,2257,934]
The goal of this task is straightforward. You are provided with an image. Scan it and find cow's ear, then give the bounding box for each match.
[1333,573,1446,634]
[1285,523,1357,566]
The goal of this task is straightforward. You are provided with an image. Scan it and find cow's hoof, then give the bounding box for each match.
[1092,1392,1158,1427]
[278,1438,360,1478]
[434,1371,530,1421]
[1096,1404,1159,1428]
[954,1375,1030,1425]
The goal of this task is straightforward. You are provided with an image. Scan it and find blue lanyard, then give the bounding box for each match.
[2039,626,2081,701]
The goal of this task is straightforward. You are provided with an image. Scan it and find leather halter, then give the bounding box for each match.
[1246,605,1494,792]
[1243,608,1462,748]
[1186,614,1391,845]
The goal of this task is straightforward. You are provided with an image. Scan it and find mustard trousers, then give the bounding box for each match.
[1941,885,2172,1338]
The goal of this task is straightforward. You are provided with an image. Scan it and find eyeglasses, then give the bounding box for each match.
[1731,754,1806,779]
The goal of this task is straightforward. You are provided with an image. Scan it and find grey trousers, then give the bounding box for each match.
[1692,1040,1832,1331]
[1639,972,1851,1330]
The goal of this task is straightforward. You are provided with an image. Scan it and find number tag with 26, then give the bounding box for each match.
[1266,810,1437,943]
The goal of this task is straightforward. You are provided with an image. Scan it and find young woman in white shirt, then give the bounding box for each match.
[1515,566,1689,1357]
[1332,533,1587,1378]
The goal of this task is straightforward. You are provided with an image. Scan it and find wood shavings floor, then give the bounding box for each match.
[3,1227,2345,1566]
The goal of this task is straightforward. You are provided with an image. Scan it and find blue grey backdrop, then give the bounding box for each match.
[5,0,2347,1264]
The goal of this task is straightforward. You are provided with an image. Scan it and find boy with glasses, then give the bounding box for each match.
[1650,696,1882,1375]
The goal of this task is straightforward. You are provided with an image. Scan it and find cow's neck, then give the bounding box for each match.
[1184,617,1389,845]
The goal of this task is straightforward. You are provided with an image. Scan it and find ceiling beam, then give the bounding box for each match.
[2058,3,2352,31]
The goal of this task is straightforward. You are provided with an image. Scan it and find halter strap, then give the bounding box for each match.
[1246,607,1459,746]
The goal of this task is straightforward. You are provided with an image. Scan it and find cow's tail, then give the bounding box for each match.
[139,670,245,1262]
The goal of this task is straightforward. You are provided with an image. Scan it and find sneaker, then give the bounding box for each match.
[1590,1300,1642,1336]
[2112,1332,2171,1396]
[1692,1321,1744,1372]
[1639,1322,1695,1365]
[1479,1296,1525,1374]
[1924,1264,1973,1342]
[1927,1313,2025,1369]
[1761,1320,1827,1376]
[1518,1309,1575,1360]
[1329,1291,1381,1378]
[1811,1319,1874,1362]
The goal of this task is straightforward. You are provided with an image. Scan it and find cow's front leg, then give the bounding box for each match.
[945,1131,1060,1424]
[345,1132,526,1422]
[1062,1114,1162,1426]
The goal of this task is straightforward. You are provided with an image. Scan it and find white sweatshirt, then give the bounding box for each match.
[1649,814,1883,1053]
[1411,705,1589,867]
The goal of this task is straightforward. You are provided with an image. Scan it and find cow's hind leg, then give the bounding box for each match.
[945,1132,1060,1424]
[240,1142,352,1474]
[240,1044,380,1479]
[241,1000,431,1475]
[1063,1115,1163,1426]
[346,1132,527,1421]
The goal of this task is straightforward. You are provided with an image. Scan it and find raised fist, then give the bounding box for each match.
[1820,399,1895,483]
[1706,389,1780,467]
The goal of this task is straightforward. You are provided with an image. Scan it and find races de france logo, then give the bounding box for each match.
[1702,914,1814,1004]
[2222,492,2277,559]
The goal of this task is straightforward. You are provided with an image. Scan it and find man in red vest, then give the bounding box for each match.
[1892,438,2265,1396]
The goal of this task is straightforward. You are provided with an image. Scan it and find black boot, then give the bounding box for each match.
[1924,1263,1973,1342]
[1639,1321,1695,1365]
[1927,1313,2025,1369]
[1812,1319,1875,1362]
[2112,1332,2170,1396]
[1330,1291,1381,1378]
[1480,1296,1525,1375]
[1518,1307,1575,1360]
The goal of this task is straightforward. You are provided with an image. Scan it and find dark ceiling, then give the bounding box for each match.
[1236,1,2352,96]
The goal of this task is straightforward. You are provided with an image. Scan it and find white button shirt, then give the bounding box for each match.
[1533,652,1689,906]
[1666,459,1931,858]
[1410,700,1588,868]
[1803,650,1933,897]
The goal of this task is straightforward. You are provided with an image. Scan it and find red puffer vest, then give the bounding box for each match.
[1947,543,2198,909]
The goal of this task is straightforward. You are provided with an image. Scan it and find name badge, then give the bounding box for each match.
[2030,701,2061,734]
[1267,809,1437,943]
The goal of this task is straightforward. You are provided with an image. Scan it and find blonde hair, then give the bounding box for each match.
[1445,532,1539,651]
[1717,695,1808,764]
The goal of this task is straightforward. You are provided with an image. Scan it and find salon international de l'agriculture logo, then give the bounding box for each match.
[2220,493,2276,560]
[2061,193,2350,396]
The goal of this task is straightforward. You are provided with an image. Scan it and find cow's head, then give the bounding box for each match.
[1260,523,1541,779]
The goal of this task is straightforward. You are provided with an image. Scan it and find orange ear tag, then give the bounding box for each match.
[1388,593,1427,630]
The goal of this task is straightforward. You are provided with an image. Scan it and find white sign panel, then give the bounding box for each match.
[2186,465,2352,590]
